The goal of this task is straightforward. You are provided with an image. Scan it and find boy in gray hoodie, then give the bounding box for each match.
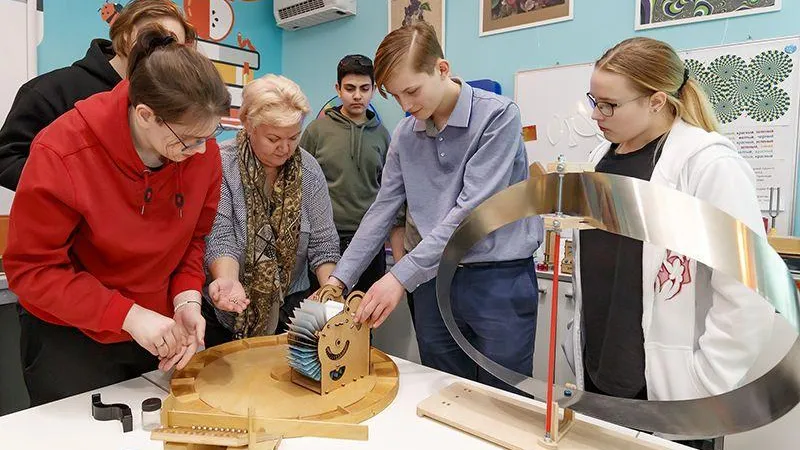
[301,55,403,293]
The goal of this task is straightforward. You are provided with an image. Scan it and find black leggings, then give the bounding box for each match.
[18,305,157,407]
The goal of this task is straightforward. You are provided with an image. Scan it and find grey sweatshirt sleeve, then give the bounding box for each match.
[331,133,407,289]
[390,103,526,290]
[299,124,318,157]
[305,155,340,270]
[204,146,244,269]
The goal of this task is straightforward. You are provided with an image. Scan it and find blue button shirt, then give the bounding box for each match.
[332,80,543,291]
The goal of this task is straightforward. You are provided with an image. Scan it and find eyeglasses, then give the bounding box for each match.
[586,93,649,117]
[163,121,225,152]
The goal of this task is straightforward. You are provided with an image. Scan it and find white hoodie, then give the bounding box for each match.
[565,119,775,401]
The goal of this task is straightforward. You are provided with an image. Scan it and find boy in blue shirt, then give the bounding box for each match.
[326,21,543,389]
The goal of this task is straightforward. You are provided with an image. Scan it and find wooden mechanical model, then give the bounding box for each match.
[151,286,399,449]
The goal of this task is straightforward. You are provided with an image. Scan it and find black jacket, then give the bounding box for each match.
[0,39,121,191]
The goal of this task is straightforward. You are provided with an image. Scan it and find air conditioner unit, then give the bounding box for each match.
[274,0,356,31]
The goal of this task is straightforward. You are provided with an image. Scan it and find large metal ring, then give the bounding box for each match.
[436,172,800,439]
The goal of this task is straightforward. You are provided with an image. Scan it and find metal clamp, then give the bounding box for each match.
[91,393,133,433]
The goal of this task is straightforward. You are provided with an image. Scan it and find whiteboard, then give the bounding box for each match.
[515,62,597,165]
[515,36,800,235]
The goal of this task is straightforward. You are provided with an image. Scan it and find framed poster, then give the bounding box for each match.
[479,0,573,37]
[388,0,445,51]
[636,0,781,30]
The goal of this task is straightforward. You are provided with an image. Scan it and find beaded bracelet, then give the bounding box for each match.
[174,299,202,312]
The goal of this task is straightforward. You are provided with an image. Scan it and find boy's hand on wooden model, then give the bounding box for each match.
[122,304,187,359]
[325,277,345,289]
[209,278,249,314]
[309,278,345,301]
[355,273,405,328]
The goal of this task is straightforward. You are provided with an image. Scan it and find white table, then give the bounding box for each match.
[0,376,166,449]
[0,356,689,450]
[0,273,17,305]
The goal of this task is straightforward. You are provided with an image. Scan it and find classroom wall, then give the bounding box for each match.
[38,0,281,76]
[282,1,403,129]
[0,0,40,215]
[0,0,280,212]
[282,0,800,235]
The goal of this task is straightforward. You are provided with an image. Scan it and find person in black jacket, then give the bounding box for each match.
[0,0,197,191]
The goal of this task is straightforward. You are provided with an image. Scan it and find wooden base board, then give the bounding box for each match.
[543,215,594,231]
[769,234,800,255]
[157,335,399,449]
[417,382,674,450]
[181,336,396,421]
[545,162,596,174]
[161,441,280,450]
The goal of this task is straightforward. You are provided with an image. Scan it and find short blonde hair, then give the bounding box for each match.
[374,21,443,98]
[110,0,196,59]
[239,74,310,130]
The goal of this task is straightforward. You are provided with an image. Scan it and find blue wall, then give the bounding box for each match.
[282,0,800,234]
[282,2,401,128]
[30,1,800,233]
[38,0,281,77]
[283,1,800,129]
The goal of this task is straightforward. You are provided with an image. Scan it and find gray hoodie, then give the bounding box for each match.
[300,106,394,234]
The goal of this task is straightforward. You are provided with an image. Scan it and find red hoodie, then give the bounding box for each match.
[4,81,222,343]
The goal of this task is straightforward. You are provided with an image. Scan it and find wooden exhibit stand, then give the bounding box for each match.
[417,159,676,449]
[152,288,399,449]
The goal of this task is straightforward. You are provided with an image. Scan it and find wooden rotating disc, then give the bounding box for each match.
[166,334,399,424]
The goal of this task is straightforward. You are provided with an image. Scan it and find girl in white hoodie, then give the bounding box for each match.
[568,37,775,449]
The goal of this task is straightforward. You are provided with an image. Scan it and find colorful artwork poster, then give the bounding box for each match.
[388,0,445,51]
[95,0,270,127]
[637,0,781,30]
[480,0,572,37]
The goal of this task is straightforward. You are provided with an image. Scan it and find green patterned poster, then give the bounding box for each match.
[680,37,799,234]
[683,50,793,125]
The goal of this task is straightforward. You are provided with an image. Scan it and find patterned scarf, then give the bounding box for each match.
[233,130,302,338]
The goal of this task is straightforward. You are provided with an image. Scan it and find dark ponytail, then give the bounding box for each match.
[126,27,177,77]
[127,24,231,124]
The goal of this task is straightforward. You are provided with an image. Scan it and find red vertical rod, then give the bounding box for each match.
[544,232,562,437]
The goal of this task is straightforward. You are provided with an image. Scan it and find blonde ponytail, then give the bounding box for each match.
[673,79,720,133]
[597,37,720,133]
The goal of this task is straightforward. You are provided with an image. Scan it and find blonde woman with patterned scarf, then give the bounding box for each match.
[202,74,340,346]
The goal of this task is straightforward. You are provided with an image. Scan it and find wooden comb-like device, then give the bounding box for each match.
[151,408,367,449]
[288,285,371,395]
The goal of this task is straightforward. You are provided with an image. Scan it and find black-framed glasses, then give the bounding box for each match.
[163,121,225,152]
[586,92,649,117]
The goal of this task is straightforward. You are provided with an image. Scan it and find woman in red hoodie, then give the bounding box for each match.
[4,25,231,406]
